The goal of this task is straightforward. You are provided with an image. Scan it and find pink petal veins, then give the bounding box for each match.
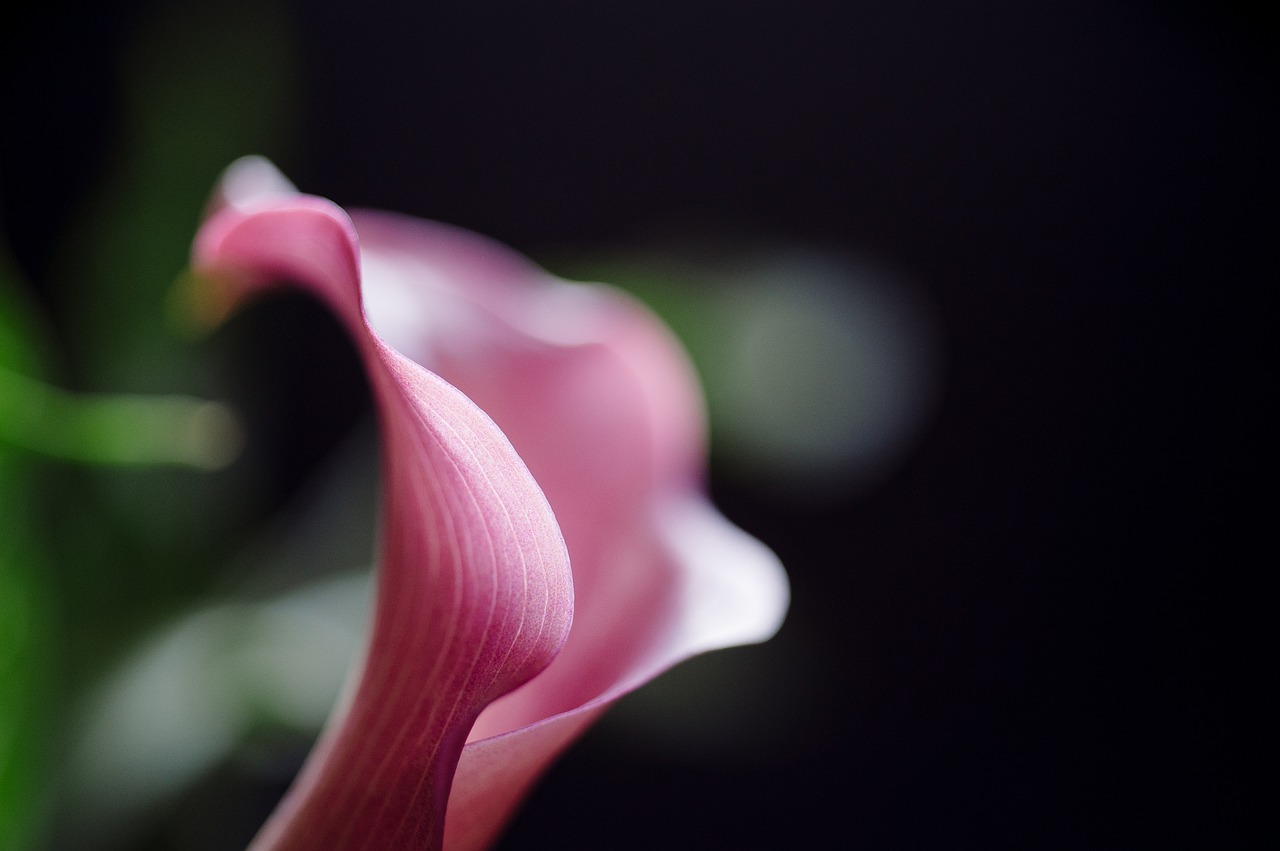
[194,195,572,851]
[350,212,787,849]
[191,157,788,850]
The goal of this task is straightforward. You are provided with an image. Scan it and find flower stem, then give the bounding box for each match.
[0,367,242,470]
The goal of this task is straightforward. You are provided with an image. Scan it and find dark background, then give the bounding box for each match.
[2,1,1270,848]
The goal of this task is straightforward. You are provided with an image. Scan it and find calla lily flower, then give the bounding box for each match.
[191,157,788,850]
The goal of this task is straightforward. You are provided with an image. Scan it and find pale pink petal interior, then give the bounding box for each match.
[349,213,787,849]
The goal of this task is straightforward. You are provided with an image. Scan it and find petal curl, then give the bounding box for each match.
[192,157,787,849]
[348,213,788,848]
[193,192,573,850]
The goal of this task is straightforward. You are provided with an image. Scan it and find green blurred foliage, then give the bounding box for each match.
[57,1,298,389]
[43,0,300,675]
[0,251,56,851]
[2,2,299,847]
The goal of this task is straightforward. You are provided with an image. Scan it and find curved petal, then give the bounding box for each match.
[352,213,701,632]
[348,214,788,848]
[192,195,573,850]
[191,157,788,850]
[444,493,787,849]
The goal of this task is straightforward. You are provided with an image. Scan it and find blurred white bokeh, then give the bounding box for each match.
[703,250,940,495]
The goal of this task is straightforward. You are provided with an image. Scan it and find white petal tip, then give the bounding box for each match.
[659,497,790,653]
[219,156,298,209]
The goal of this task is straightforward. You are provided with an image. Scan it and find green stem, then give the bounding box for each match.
[0,367,242,470]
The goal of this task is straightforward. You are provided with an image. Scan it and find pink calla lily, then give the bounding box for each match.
[192,157,788,850]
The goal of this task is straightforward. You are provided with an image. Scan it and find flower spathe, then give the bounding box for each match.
[192,157,788,850]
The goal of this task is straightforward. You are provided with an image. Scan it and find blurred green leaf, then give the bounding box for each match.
[56,0,299,390]
[0,477,54,851]
[38,0,301,676]
[0,367,243,469]
[4,2,303,845]
[0,250,54,851]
